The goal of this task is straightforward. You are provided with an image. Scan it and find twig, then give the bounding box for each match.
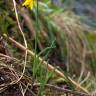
[33,83,90,96]
[0,53,19,61]
[3,34,89,94]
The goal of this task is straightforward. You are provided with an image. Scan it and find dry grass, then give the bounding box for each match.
[52,11,96,90]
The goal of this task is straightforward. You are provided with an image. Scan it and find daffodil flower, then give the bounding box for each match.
[22,0,36,10]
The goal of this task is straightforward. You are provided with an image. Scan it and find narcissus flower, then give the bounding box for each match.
[22,0,36,10]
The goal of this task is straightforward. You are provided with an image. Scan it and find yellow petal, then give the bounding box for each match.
[22,0,36,10]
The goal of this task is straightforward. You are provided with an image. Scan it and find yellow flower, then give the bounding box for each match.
[22,0,36,10]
